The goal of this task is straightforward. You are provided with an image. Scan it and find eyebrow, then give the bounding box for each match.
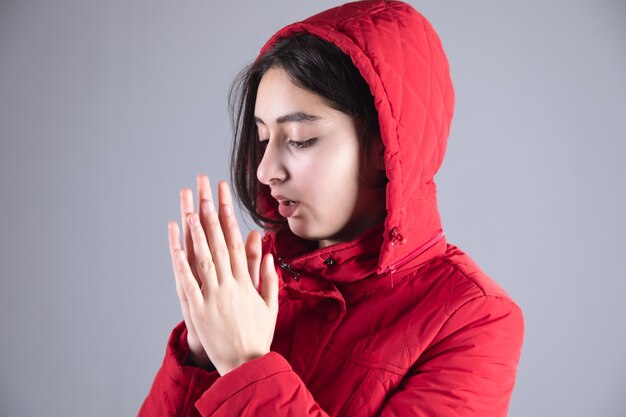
[254,112,322,125]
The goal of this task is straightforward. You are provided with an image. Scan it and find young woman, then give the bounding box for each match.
[140,1,524,416]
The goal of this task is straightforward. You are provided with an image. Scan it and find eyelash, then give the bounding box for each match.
[259,138,317,149]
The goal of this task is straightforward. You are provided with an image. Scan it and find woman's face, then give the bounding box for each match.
[255,66,386,248]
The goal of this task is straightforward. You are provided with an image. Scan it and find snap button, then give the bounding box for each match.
[324,257,336,266]
[390,227,406,246]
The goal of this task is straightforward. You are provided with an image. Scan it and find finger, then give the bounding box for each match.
[197,173,214,237]
[187,212,218,292]
[245,230,262,291]
[175,248,204,307]
[197,174,218,289]
[168,222,203,307]
[217,181,248,280]
[168,221,186,301]
[168,223,203,358]
[180,188,199,281]
[198,182,233,284]
[169,222,201,320]
[260,253,279,313]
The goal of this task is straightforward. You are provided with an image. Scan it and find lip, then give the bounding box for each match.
[272,194,295,202]
[272,194,299,218]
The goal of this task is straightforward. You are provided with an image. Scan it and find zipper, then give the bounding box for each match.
[383,228,445,276]
[278,257,301,281]
[277,229,445,283]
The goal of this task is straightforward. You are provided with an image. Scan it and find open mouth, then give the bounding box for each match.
[277,200,299,217]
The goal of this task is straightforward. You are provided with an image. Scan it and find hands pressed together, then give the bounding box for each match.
[168,174,279,376]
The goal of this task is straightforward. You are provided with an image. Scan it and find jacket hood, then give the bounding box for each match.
[256,0,455,277]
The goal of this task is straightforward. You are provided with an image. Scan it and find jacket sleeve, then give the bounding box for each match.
[138,321,220,417]
[192,351,330,416]
[377,294,525,417]
[189,295,523,417]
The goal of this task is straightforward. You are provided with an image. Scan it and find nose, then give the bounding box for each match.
[256,139,287,185]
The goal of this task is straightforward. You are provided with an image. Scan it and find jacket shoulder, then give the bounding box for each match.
[427,243,518,312]
[406,243,524,374]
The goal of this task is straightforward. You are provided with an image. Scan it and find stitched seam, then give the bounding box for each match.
[436,257,489,298]
[337,3,407,27]
[434,293,516,353]
[325,343,409,375]
[210,368,293,413]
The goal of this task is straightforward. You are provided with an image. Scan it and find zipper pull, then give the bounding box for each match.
[278,258,301,281]
[386,265,396,288]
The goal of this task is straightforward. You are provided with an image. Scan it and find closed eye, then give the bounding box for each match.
[289,138,317,149]
[258,138,317,149]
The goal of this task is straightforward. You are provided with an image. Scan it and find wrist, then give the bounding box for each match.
[218,352,268,376]
[185,350,215,371]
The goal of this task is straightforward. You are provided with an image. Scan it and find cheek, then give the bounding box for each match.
[330,143,361,183]
[309,146,362,207]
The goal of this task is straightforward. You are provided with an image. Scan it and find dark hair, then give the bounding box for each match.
[228,33,384,230]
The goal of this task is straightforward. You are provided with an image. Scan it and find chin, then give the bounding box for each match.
[287,219,328,242]
[288,219,350,246]
[288,226,318,242]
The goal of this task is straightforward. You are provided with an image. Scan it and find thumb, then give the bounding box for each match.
[260,253,279,312]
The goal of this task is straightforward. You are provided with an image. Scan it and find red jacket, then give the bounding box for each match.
[139,1,524,416]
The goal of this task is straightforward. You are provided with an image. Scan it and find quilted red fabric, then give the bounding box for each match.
[139,1,524,416]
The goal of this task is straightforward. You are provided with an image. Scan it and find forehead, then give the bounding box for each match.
[254,67,331,123]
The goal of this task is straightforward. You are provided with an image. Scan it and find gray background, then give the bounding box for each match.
[1,0,624,416]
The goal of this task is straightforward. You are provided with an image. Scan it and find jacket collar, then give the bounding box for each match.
[262,221,447,285]
[263,222,384,283]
